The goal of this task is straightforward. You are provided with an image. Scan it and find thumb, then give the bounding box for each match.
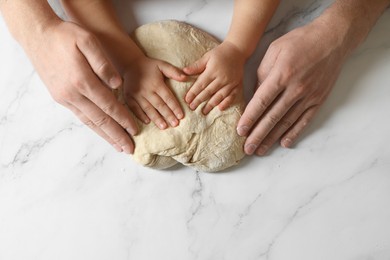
[183,55,208,75]
[158,61,187,82]
[77,32,122,89]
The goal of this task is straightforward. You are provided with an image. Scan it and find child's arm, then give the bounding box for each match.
[61,0,187,129]
[184,0,280,114]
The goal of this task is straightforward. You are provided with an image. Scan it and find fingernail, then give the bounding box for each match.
[256,145,268,155]
[109,76,122,88]
[126,128,137,136]
[176,112,184,120]
[282,138,293,148]
[190,103,196,110]
[159,122,167,129]
[245,144,257,155]
[122,145,132,155]
[237,125,250,136]
[113,144,123,152]
[170,119,178,127]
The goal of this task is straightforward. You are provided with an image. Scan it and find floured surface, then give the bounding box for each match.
[118,20,246,172]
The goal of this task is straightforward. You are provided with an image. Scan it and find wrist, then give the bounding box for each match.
[222,39,250,63]
[316,0,390,58]
[0,0,62,52]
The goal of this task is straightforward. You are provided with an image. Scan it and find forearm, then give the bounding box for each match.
[60,0,143,72]
[315,0,390,57]
[225,0,280,59]
[0,0,61,51]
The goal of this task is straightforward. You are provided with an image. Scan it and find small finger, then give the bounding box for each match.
[126,98,150,124]
[137,97,168,130]
[218,88,239,111]
[281,105,319,148]
[158,61,187,82]
[189,79,219,110]
[149,92,180,127]
[202,87,236,114]
[183,55,208,75]
[185,74,214,105]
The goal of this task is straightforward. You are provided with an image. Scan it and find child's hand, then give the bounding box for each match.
[183,41,246,114]
[123,56,187,130]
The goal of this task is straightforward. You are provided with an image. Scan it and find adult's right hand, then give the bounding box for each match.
[27,21,138,154]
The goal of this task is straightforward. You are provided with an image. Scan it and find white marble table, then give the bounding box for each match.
[1,1,390,259]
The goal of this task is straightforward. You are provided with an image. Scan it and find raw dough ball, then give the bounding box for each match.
[119,20,246,172]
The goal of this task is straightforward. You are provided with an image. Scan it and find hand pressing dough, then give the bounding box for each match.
[117,20,246,172]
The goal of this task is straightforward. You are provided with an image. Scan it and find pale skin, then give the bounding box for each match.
[60,0,188,131]
[237,0,390,156]
[184,0,280,115]
[0,0,137,154]
[1,0,389,157]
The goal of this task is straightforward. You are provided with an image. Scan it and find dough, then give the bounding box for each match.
[117,20,246,172]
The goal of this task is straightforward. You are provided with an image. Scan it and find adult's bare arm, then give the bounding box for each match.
[0,0,138,154]
[237,0,390,156]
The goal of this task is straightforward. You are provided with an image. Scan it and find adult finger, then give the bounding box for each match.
[67,101,125,153]
[71,95,135,154]
[254,101,306,156]
[243,89,300,155]
[236,73,284,137]
[76,33,122,89]
[80,77,138,136]
[280,105,320,148]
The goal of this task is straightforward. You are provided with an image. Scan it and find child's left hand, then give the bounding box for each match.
[183,41,246,114]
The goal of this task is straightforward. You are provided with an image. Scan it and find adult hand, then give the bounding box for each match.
[237,19,349,155]
[27,21,138,154]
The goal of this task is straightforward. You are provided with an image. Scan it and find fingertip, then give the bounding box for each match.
[281,137,293,148]
[237,125,250,137]
[189,102,198,111]
[185,93,194,104]
[126,127,137,136]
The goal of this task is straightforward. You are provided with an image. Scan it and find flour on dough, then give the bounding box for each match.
[116,20,246,172]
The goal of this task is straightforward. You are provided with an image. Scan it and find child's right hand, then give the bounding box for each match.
[123,56,187,130]
[183,41,246,114]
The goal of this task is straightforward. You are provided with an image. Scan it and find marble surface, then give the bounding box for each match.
[1,0,390,259]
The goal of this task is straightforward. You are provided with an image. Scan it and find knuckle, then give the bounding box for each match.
[253,95,268,112]
[96,61,112,78]
[267,113,281,126]
[83,118,96,128]
[279,119,293,130]
[94,115,110,128]
[154,100,167,111]
[79,32,98,49]
[101,102,117,115]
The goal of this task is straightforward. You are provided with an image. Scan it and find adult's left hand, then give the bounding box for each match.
[236,19,349,155]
